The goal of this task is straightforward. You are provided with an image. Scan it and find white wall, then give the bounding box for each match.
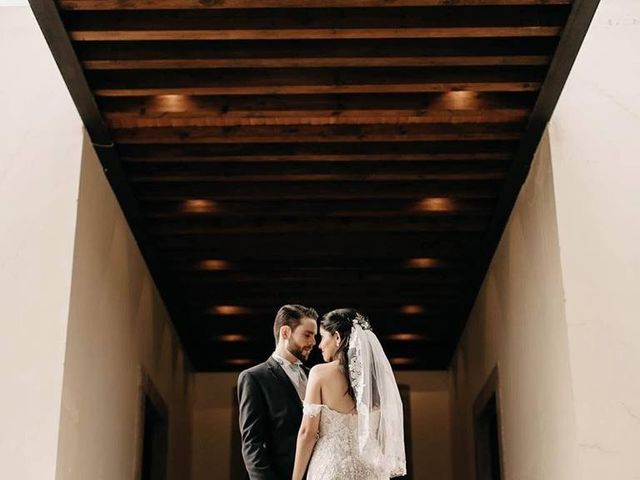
[191,370,452,480]
[54,134,195,480]
[549,0,640,477]
[0,7,83,479]
[449,132,579,480]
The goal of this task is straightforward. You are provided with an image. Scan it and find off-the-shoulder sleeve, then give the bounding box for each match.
[303,402,323,418]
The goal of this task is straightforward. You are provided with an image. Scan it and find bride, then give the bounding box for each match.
[291,309,406,480]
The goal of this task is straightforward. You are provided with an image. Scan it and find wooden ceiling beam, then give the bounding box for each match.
[87,66,546,96]
[75,37,559,63]
[189,292,463,306]
[189,312,458,328]
[177,271,467,284]
[182,296,463,308]
[95,82,540,96]
[133,179,501,200]
[147,216,491,235]
[85,56,550,70]
[124,161,509,180]
[124,154,513,164]
[100,91,536,112]
[178,290,465,304]
[171,256,463,270]
[118,140,518,159]
[70,27,561,42]
[58,0,572,11]
[177,281,466,294]
[130,172,506,182]
[193,303,458,316]
[106,111,530,128]
[62,5,569,34]
[152,232,481,257]
[122,153,513,164]
[140,198,497,218]
[112,123,523,144]
[103,91,533,127]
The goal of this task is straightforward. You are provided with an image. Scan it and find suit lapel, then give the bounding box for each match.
[267,356,303,409]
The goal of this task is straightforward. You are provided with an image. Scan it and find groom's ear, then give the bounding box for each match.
[280,325,291,339]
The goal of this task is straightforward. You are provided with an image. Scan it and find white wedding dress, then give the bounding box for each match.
[303,402,387,480]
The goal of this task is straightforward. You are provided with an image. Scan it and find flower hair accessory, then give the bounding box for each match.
[352,312,372,331]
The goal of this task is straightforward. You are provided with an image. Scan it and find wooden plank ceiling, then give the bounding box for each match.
[33,0,597,370]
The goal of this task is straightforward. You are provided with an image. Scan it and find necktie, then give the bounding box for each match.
[292,364,307,401]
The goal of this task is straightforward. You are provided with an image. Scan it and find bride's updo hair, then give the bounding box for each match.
[320,308,372,401]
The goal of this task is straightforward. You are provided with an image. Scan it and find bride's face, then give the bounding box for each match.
[318,327,340,362]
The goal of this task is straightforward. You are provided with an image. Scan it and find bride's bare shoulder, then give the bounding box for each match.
[309,361,342,380]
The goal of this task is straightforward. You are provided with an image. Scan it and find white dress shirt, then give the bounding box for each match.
[271,351,307,401]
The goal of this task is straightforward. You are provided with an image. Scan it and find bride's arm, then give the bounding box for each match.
[292,367,322,480]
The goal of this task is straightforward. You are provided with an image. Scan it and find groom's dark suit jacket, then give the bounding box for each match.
[237,356,308,480]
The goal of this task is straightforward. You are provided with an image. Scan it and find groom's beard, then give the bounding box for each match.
[286,338,311,362]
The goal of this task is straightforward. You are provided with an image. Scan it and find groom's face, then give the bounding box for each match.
[286,317,318,362]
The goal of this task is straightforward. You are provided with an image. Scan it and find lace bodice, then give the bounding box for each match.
[303,403,387,480]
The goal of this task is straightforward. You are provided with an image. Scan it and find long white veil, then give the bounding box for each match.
[347,313,407,478]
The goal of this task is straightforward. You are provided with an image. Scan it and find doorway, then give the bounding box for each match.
[473,367,504,480]
[136,370,169,480]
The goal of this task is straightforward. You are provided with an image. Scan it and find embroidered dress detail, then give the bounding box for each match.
[303,402,323,418]
[304,403,386,480]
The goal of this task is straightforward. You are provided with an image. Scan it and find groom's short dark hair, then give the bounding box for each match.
[273,304,318,343]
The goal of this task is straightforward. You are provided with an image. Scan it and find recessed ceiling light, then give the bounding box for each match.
[414,197,456,212]
[216,334,250,342]
[386,333,428,341]
[152,94,194,113]
[390,357,416,366]
[226,358,253,366]
[444,90,478,109]
[210,305,251,316]
[182,199,217,214]
[197,259,231,271]
[405,258,442,269]
[401,305,424,315]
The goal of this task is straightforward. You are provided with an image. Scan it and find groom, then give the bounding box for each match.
[237,304,319,480]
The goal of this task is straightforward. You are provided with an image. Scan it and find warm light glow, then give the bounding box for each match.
[390,357,416,366]
[152,94,194,113]
[414,197,456,212]
[401,305,424,315]
[226,358,253,366]
[216,334,250,342]
[182,199,218,213]
[405,257,442,269]
[445,90,478,109]
[197,259,231,271]
[210,305,251,315]
[386,333,428,341]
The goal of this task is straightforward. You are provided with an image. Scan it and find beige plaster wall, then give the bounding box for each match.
[191,373,239,480]
[54,134,194,479]
[191,370,452,480]
[0,7,83,479]
[396,371,453,480]
[449,132,579,480]
[548,0,640,477]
